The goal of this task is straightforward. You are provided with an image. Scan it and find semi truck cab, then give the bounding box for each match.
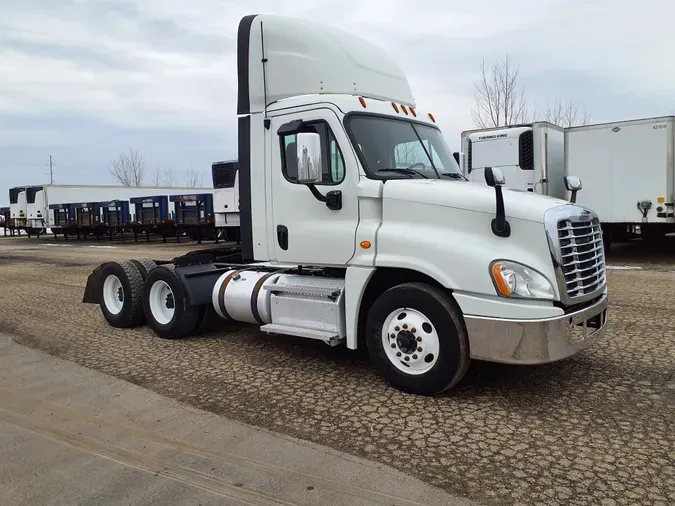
[83,14,608,396]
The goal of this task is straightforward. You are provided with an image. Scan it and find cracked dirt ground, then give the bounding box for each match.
[0,236,673,505]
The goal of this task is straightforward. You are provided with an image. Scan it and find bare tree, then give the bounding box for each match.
[184,167,204,188]
[152,165,178,187]
[471,52,530,128]
[542,98,591,127]
[152,165,162,186]
[163,167,177,187]
[109,147,146,186]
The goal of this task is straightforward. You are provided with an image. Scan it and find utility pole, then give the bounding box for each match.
[49,155,54,184]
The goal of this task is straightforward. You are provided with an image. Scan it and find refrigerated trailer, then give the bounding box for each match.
[460,116,675,249]
[566,116,675,246]
[82,14,609,396]
[461,122,567,199]
[9,187,27,233]
[25,184,211,235]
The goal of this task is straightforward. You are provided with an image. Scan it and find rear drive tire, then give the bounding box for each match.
[143,266,200,339]
[130,258,157,280]
[366,282,470,396]
[99,260,145,328]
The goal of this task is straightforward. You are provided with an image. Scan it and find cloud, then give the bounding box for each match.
[1,0,674,202]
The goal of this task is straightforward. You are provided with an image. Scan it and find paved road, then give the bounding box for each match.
[0,236,673,505]
[0,333,472,506]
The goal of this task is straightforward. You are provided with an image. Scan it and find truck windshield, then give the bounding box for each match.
[345,114,464,180]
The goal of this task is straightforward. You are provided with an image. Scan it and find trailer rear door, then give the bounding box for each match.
[567,118,674,223]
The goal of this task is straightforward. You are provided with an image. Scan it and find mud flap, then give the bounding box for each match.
[82,263,107,304]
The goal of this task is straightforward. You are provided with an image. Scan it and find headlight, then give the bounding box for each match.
[489,260,555,300]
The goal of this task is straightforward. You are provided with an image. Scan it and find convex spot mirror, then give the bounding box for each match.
[484,166,506,187]
[564,175,582,191]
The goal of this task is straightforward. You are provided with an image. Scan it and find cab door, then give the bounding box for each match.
[268,107,359,265]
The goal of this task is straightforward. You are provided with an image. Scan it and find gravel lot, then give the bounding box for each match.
[0,235,673,506]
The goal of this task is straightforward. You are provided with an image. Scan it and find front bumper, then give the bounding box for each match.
[464,293,608,364]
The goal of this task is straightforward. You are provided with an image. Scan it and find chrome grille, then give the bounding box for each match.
[557,216,605,300]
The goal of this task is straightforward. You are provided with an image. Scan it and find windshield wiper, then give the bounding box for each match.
[441,172,468,181]
[378,168,428,179]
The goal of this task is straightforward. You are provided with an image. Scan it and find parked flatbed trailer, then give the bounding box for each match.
[170,192,216,244]
[129,195,176,242]
[100,200,131,240]
[49,203,75,239]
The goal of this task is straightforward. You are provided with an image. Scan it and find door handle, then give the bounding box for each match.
[277,225,288,250]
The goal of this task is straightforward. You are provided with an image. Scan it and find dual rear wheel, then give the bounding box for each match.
[98,260,202,338]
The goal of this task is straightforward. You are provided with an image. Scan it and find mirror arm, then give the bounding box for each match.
[570,189,578,204]
[491,186,511,238]
[305,183,327,203]
[305,184,342,211]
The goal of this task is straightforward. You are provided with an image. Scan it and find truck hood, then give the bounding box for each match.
[382,179,569,223]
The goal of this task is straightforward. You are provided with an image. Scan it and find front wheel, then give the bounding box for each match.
[366,282,470,396]
[143,266,200,339]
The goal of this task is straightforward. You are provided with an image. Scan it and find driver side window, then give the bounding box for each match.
[280,122,345,185]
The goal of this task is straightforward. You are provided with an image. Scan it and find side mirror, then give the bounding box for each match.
[296,132,323,184]
[294,131,342,211]
[484,167,510,238]
[484,166,506,187]
[564,175,582,204]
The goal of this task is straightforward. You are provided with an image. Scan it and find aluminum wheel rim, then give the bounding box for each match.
[102,274,124,315]
[382,307,440,375]
[149,280,175,325]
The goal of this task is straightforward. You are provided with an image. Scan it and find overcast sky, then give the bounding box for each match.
[1,0,674,205]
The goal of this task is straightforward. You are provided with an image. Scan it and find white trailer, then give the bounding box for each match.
[566,116,675,245]
[25,184,212,234]
[211,160,241,228]
[461,122,567,199]
[461,116,675,249]
[9,187,28,231]
[83,14,608,396]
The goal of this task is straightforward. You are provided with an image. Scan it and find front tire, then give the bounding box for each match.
[143,266,200,339]
[366,282,470,396]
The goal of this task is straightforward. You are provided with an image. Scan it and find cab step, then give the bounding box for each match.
[259,324,343,346]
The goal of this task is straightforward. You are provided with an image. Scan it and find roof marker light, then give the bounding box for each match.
[401,105,409,115]
[410,107,417,117]
[428,112,436,123]
[391,102,399,113]
[359,97,367,108]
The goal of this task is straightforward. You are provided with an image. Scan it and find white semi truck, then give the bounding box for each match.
[83,14,608,395]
